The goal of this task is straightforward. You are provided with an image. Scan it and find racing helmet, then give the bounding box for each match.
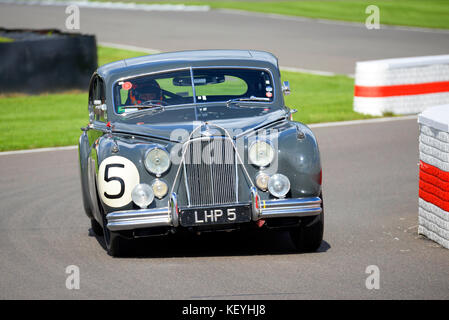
[129,80,162,105]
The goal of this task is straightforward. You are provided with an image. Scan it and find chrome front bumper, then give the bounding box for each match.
[106,207,171,231]
[106,191,322,231]
[258,197,322,219]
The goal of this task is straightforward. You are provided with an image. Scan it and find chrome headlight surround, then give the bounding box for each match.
[248,140,275,168]
[144,147,171,176]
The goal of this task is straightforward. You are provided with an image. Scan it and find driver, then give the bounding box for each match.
[129,80,163,105]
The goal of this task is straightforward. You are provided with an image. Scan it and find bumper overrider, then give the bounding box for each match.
[106,188,322,231]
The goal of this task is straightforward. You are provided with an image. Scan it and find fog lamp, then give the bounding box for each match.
[268,174,290,198]
[152,179,168,199]
[255,172,270,191]
[131,183,154,208]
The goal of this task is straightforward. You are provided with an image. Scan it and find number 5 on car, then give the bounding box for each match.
[97,156,140,208]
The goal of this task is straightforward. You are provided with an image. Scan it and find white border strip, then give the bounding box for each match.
[0,116,418,156]
[0,0,210,12]
[217,8,449,35]
[0,145,77,156]
[308,115,417,128]
[99,42,161,54]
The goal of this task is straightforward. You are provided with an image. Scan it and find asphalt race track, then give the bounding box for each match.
[1,3,449,74]
[0,4,448,299]
[1,118,448,299]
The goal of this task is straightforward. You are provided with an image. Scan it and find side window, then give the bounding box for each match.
[89,76,107,122]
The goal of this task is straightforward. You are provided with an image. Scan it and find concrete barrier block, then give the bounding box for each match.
[418,105,449,249]
[354,55,449,116]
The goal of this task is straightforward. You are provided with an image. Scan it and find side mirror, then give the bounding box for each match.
[89,111,95,124]
[282,81,291,96]
[92,100,107,122]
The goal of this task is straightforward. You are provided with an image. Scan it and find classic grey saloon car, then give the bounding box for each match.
[78,50,323,256]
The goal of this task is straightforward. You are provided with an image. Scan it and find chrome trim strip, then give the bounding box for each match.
[182,160,191,206]
[234,115,287,139]
[235,151,239,203]
[257,197,322,219]
[190,66,198,120]
[106,207,171,231]
[250,186,260,221]
[169,192,179,227]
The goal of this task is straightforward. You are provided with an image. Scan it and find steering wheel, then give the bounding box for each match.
[140,100,168,107]
[161,89,185,102]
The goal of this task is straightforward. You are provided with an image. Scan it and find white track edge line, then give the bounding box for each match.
[0,145,77,156]
[308,115,418,128]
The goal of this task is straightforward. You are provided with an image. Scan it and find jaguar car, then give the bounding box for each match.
[78,50,323,256]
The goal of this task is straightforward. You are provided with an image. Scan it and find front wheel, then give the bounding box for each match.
[90,218,103,236]
[289,195,324,252]
[102,215,131,257]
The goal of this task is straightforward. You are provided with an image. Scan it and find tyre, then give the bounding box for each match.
[102,215,131,257]
[90,218,103,236]
[289,194,324,252]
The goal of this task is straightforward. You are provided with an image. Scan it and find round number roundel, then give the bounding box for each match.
[97,156,140,208]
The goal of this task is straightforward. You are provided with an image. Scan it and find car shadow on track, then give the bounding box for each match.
[89,228,331,258]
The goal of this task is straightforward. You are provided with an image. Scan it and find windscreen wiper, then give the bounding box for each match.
[226,96,271,107]
[121,103,165,119]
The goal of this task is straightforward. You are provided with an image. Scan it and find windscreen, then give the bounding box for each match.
[113,67,275,115]
[191,68,274,103]
[114,69,194,114]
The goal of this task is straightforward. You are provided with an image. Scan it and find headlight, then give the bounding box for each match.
[152,179,168,199]
[131,183,154,208]
[144,147,171,176]
[268,174,290,198]
[248,140,275,167]
[255,172,270,191]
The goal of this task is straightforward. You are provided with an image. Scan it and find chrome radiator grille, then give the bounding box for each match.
[183,137,238,207]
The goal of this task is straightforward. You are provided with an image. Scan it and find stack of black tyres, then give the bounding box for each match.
[0,28,97,94]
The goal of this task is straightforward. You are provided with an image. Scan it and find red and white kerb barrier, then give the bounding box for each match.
[354,55,449,116]
[418,105,449,249]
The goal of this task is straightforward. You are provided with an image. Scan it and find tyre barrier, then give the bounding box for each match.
[0,28,97,94]
[418,105,449,249]
[354,55,449,116]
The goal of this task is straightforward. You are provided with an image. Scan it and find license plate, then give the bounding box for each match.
[180,204,251,227]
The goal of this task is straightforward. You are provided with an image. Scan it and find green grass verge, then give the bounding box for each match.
[0,93,87,151]
[97,45,148,67]
[96,0,449,29]
[0,36,14,42]
[282,71,372,124]
[0,45,147,151]
[0,45,367,152]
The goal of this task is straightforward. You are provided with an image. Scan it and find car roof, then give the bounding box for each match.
[97,49,279,80]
